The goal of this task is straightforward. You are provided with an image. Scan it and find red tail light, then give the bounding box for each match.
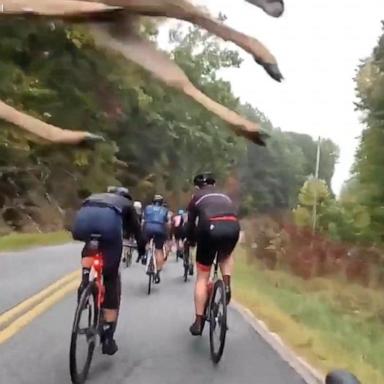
[93,254,104,273]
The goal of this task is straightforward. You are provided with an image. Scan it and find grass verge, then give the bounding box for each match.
[0,231,71,252]
[234,248,384,384]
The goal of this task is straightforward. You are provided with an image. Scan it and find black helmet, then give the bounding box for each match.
[193,172,216,188]
[325,370,360,384]
[108,186,132,200]
[153,194,164,205]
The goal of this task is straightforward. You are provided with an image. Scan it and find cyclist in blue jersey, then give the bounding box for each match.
[142,194,169,283]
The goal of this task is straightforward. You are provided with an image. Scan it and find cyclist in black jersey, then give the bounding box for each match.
[186,172,240,335]
[72,186,145,355]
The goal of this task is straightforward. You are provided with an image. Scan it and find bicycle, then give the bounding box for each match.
[144,238,157,295]
[69,234,121,384]
[182,242,194,282]
[202,253,227,364]
[122,237,136,268]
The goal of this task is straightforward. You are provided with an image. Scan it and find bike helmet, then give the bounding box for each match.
[325,370,360,384]
[133,201,142,215]
[107,186,117,193]
[153,194,164,205]
[108,186,132,200]
[193,172,216,188]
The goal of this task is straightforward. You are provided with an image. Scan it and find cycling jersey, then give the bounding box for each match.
[186,186,237,231]
[186,185,239,268]
[143,204,169,250]
[172,214,184,228]
[72,192,146,308]
[83,193,144,245]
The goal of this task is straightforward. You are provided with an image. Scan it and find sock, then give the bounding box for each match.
[195,314,204,325]
[102,322,115,340]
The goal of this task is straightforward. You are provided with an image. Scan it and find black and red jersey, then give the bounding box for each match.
[186,186,238,241]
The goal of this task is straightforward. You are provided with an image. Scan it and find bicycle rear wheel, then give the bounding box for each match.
[126,247,133,268]
[209,279,227,364]
[69,282,99,384]
[183,250,189,282]
[147,272,152,295]
[147,255,155,295]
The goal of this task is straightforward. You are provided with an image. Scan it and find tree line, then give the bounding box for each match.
[0,20,337,234]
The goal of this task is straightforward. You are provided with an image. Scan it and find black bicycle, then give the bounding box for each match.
[144,239,157,295]
[122,238,136,268]
[203,254,227,364]
[69,234,121,384]
[182,242,194,282]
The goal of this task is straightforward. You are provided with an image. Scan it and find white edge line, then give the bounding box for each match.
[232,300,324,384]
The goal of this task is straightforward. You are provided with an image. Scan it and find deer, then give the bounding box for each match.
[0,0,285,146]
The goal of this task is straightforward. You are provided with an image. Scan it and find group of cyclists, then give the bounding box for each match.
[71,172,240,355]
[70,172,361,384]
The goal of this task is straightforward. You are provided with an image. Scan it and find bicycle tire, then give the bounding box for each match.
[183,250,189,282]
[147,272,152,295]
[209,279,227,364]
[113,273,122,331]
[126,247,133,268]
[69,282,99,384]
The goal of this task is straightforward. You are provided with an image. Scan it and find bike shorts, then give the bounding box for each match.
[173,226,186,241]
[144,224,167,250]
[72,206,123,309]
[196,220,240,270]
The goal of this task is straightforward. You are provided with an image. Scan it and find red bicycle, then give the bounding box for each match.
[69,234,107,384]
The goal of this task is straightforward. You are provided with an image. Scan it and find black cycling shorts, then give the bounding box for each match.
[144,228,167,250]
[173,226,186,241]
[196,220,240,269]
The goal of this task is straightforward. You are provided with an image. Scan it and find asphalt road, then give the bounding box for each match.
[0,244,305,384]
[0,243,80,313]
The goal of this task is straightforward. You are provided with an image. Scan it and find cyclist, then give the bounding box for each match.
[133,200,143,223]
[164,201,174,260]
[130,200,143,262]
[142,194,169,283]
[186,172,240,336]
[171,209,186,258]
[72,186,145,355]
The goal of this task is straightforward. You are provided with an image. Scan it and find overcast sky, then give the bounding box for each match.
[162,0,384,194]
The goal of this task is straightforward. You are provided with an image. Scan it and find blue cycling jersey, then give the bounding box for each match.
[144,204,168,225]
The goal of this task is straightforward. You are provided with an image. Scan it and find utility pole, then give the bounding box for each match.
[312,136,321,233]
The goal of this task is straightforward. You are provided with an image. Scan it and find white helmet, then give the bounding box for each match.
[133,201,142,214]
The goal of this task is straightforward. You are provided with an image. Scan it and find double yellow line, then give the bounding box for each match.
[0,270,80,344]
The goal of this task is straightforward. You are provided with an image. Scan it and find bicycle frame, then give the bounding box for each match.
[205,253,220,321]
[87,242,105,310]
[212,253,220,281]
[145,239,157,274]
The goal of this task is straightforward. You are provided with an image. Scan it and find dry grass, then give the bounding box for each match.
[234,248,384,384]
